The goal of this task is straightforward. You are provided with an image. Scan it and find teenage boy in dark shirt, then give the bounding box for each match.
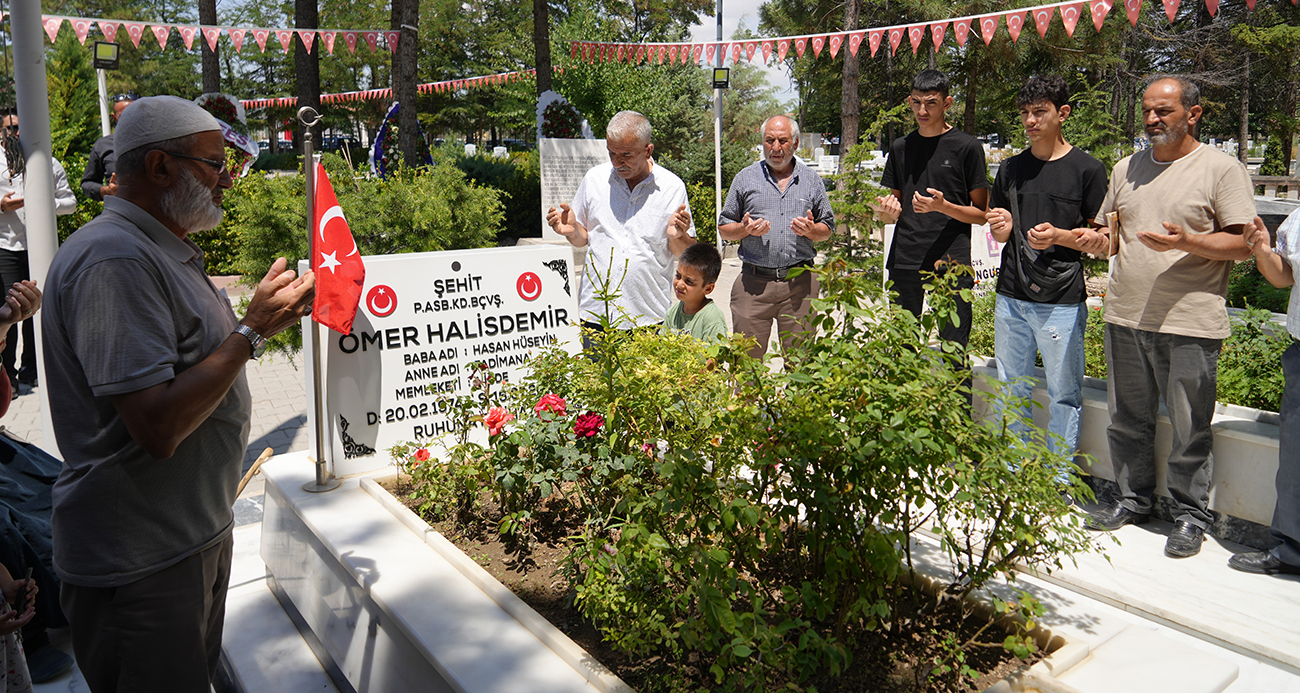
[985,75,1109,482]
[876,69,989,348]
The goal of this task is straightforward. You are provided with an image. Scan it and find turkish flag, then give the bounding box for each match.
[311,163,365,334]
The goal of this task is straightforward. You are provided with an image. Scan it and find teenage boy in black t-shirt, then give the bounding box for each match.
[985,75,1109,482]
[876,69,989,348]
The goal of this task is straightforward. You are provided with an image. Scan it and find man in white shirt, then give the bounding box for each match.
[546,111,694,333]
[0,113,76,393]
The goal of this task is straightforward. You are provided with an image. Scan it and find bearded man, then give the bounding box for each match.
[1084,77,1256,559]
[41,96,315,692]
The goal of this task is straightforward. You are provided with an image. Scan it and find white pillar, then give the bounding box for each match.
[11,0,61,456]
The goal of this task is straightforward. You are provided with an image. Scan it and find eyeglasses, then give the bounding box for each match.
[113,92,139,103]
[161,151,228,176]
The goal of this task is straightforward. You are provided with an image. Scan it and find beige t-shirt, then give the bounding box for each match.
[1096,145,1255,339]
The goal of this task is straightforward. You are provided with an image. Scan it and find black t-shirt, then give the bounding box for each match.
[881,127,988,270]
[991,147,1108,304]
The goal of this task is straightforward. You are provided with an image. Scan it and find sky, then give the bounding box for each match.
[687,0,797,102]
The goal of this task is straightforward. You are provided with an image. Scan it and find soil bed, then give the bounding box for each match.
[383,477,1036,693]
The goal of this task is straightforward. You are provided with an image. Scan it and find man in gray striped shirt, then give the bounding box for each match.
[718,115,834,357]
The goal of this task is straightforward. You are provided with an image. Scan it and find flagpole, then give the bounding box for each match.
[299,106,340,493]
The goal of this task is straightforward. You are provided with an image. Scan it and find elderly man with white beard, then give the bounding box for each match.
[41,96,315,692]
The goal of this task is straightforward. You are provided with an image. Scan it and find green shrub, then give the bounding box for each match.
[453,151,541,241]
[685,180,719,246]
[393,255,1093,690]
[1218,307,1290,411]
[251,151,301,172]
[1228,256,1290,314]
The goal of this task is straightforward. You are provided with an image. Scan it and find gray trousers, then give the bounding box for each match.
[1105,323,1219,528]
[61,534,234,693]
[1273,342,1300,565]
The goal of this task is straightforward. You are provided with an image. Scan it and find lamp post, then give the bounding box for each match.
[92,41,120,137]
[713,0,723,256]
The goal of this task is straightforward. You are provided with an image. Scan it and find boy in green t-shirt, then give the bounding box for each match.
[664,243,728,341]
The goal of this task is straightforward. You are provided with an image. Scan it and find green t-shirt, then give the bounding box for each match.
[664,300,728,341]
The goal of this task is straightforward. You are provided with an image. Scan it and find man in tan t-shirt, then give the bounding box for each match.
[1085,76,1255,558]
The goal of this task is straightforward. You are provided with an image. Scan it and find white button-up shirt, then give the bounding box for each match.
[571,161,694,327]
[0,149,77,251]
[1273,208,1300,340]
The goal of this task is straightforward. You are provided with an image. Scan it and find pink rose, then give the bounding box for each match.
[574,411,605,438]
[534,393,567,417]
[414,448,431,462]
[484,407,514,437]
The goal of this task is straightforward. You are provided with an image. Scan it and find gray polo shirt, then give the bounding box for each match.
[42,196,251,587]
[719,159,835,268]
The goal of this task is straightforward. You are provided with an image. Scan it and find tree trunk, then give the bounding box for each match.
[839,0,861,176]
[534,0,552,96]
[199,0,220,93]
[963,51,977,134]
[294,0,320,150]
[393,0,421,167]
[1238,58,1249,164]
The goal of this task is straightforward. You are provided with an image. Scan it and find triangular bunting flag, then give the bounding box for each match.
[1061,2,1085,35]
[73,18,92,45]
[99,21,119,44]
[618,44,628,62]
[1162,0,1179,22]
[953,18,972,46]
[931,22,948,50]
[848,32,863,57]
[657,45,667,63]
[1125,0,1141,26]
[179,26,197,51]
[570,41,578,59]
[730,43,742,65]
[1090,0,1113,31]
[706,43,716,63]
[869,29,883,57]
[385,31,399,53]
[363,31,378,52]
[229,28,246,53]
[1034,7,1054,37]
[44,17,62,43]
[691,44,703,64]
[669,44,679,63]
[761,40,772,62]
[152,24,171,50]
[811,35,825,58]
[888,28,904,55]
[744,41,757,62]
[908,25,924,54]
[777,39,790,61]
[979,14,1000,45]
[254,29,269,52]
[321,30,336,54]
[204,27,221,52]
[300,30,316,54]
[275,29,292,53]
[125,22,146,48]
[343,31,357,53]
[1007,12,1026,42]
[828,34,843,58]
[795,37,807,57]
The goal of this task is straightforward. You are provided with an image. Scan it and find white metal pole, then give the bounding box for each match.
[11,0,60,456]
[96,69,111,137]
[713,0,723,256]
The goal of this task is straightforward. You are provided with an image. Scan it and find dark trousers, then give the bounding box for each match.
[0,249,34,385]
[1273,342,1300,566]
[61,535,234,693]
[889,267,974,349]
[1105,323,1219,528]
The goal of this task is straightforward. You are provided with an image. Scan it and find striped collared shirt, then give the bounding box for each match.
[719,159,834,268]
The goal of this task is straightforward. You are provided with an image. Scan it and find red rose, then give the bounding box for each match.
[414,448,431,462]
[574,411,605,438]
[484,407,514,437]
[534,393,567,417]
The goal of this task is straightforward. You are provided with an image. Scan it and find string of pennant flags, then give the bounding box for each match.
[240,69,550,109]
[33,13,405,55]
[569,0,1291,65]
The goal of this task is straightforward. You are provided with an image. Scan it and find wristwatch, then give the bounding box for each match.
[234,324,267,359]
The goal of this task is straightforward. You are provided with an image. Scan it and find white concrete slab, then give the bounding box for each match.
[1057,625,1238,693]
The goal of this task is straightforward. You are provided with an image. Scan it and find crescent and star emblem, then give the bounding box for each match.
[317,204,358,274]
